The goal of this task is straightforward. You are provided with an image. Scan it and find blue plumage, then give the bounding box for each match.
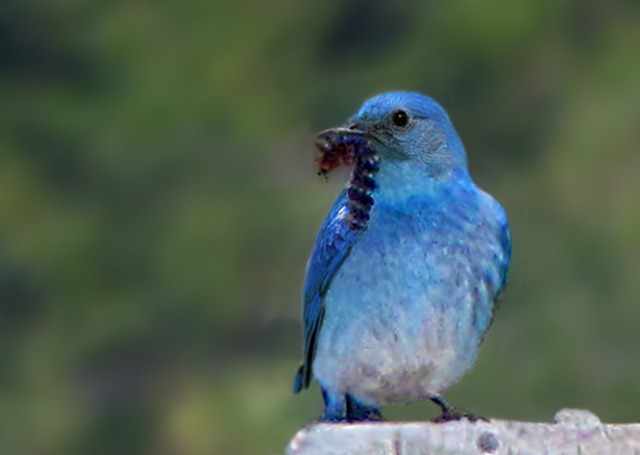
[294,92,511,422]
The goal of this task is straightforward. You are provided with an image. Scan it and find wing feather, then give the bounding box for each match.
[293,189,364,392]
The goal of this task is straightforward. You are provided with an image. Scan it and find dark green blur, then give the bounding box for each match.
[1,1,640,453]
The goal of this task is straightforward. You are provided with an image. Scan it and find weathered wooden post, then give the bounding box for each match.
[286,409,640,454]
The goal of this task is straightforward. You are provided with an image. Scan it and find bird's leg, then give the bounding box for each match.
[346,394,385,422]
[320,388,348,422]
[429,394,487,423]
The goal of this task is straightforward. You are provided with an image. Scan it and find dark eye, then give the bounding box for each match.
[391,110,409,128]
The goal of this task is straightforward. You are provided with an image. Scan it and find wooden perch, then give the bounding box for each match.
[286,409,640,455]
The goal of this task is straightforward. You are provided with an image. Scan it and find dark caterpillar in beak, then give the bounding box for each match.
[316,134,380,231]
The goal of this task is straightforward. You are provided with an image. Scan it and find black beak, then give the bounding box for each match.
[316,122,370,144]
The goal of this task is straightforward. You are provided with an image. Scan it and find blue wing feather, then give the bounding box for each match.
[497,216,511,299]
[293,189,364,393]
[487,201,512,329]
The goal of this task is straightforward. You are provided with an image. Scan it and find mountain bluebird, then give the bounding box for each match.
[293,91,511,422]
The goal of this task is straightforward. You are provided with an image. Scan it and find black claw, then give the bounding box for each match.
[429,395,488,423]
[318,415,349,423]
[346,395,386,422]
[348,409,386,422]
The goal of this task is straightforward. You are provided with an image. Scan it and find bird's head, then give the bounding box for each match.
[317,91,468,178]
[315,92,471,229]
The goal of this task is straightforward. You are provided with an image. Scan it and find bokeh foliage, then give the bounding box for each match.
[1,0,640,453]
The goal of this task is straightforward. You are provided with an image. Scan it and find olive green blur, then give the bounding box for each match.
[1,1,640,454]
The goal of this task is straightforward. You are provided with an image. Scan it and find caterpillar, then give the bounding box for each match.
[316,134,380,231]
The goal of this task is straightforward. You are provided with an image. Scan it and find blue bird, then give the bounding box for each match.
[293,91,511,422]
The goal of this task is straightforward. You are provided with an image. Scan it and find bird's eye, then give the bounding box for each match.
[391,110,410,128]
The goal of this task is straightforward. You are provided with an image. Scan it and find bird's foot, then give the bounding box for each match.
[318,391,385,423]
[347,406,385,422]
[318,414,348,423]
[318,411,385,423]
[432,407,487,423]
[347,394,385,422]
[429,394,488,423]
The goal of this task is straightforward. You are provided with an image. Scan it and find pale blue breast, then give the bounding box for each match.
[312,166,508,406]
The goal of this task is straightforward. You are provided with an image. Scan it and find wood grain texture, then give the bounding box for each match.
[286,409,640,455]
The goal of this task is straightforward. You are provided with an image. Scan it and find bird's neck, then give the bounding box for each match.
[373,160,471,203]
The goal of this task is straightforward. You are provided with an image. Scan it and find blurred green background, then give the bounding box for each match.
[1,0,640,454]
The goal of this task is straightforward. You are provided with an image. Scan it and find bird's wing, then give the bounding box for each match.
[493,214,511,307]
[293,189,363,393]
[485,199,512,331]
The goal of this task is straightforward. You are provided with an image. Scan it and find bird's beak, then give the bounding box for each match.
[316,122,370,144]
